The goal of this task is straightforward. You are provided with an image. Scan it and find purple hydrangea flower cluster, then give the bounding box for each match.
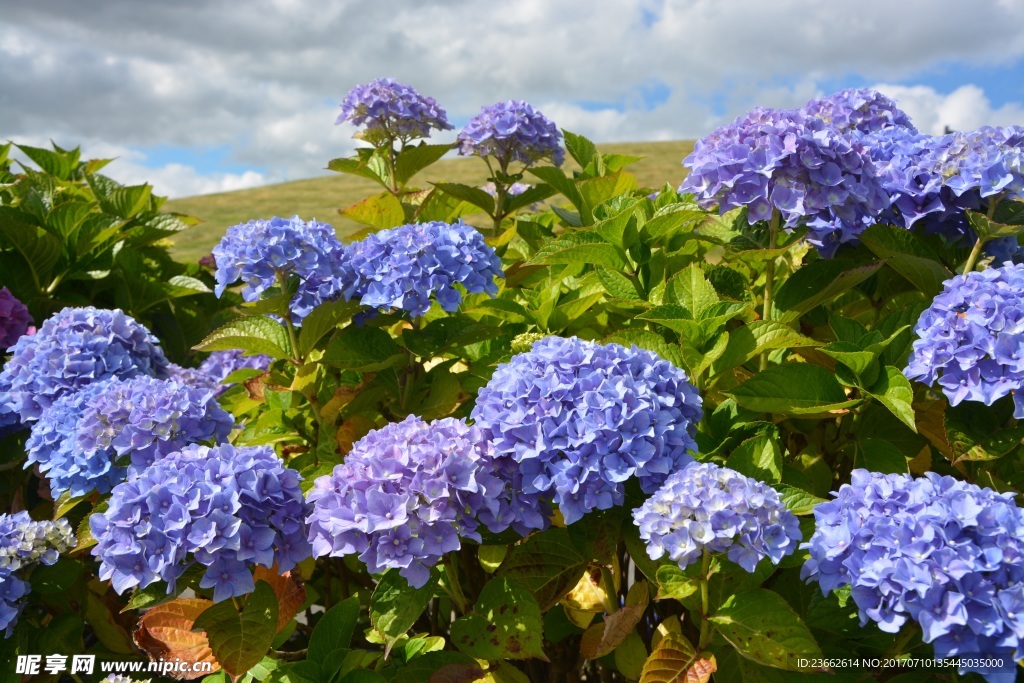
[0,287,32,351]
[91,443,310,603]
[802,88,916,134]
[343,221,503,318]
[471,336,703,525]
[0,307,168,423]
[212,216,350,325]
[26,376,234,498]
[680,107,890,257]
[308,415,518,587]
[633,462,801,572]
[457,101,564,168]
[162,363,220,394]
[0,512,74,635]
[904,263,1024,416]
[338,78,453,141]
[197,350,272,395]
[802,470,1024,677]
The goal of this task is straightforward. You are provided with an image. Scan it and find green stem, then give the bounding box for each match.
[599,566,618,614]
[963,196,1003,274]
[276,271,303,364]
[443,554,469,614]
[697,549,712,650]
[759,211,781,371]
[885,623,920,657]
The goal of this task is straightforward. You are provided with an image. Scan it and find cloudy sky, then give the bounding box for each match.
[3,0,1024,198]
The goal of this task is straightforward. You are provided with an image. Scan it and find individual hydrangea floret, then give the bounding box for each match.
[680,107,890,257]
[308,415,516,587]
[802,88,916,134]
[338,78,452,141]
[633,462,801,572]
[212,216,350,325]
[457,101,564,168]
[0,307,169,423]
[802,470,1024,679]
[0,512,75,636]
[197,350,272,395]
[90,443,311,602]
[0,287,32,351]
[904,263,1024,416]
[480,181,531,198]
[471,336,703,525]
[343,221,503,318]
[26,376,234,497]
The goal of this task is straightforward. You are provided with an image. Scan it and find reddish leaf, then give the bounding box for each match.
[133,598,219,680]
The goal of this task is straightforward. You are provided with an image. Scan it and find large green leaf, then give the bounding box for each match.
[528,231,627,269]
[194,581,279,681]
[859,224,951,296]
[666,264,719,319]
[866,366,917,432]
[0,207,62,291]
[726,434,782,483]
[496,527,589,612]
[774,260,880,319]
[194,316,294,359]
[327,155,388,183]
[729,363,859,415]
[322,325,404,372]
[394,143,452,186]
[433,182,496,215]
[370,570,438,656]
[16,143,77,180]
[709,589,821,671]
[638,632,715,683]
[297,299,361,357]
[341,191,406,229]
[451,577,547,660]
[712,321,820,376]
[308,596,361,663]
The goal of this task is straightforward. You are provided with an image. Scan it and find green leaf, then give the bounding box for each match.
[593,198,642,249]
[297,299,361,357]
[993,199,1024,226]
[308,596,361,663]
[102,184,153,219]
[0,207,62,291]
[968,209,1024,240]
[342,191,406,229]
[855,438,909,474]
[451,577,547,661]
[859,224,952,296]
[327,155,388,184]
[194,581,279,681]
[322,325,404,372]
[729,363,859,416]
[504,183,555,214]
[866,366,917,432]
[16,143,77,179]
[563,130,598,168]
[604,329,684,369]
[642,206,704,241]
[666,264,720,319]
[597,267,642,300]
[774,261,880,319]
[394,143,452,186]
[194,316,294,359]
[726,434,782,483]
[709,589,821,671]
[371,570,438,657]
[773,485,828,516]
[433,182,496,214]
[944,401,1024,463]
[528,166,589,223]
[819,341,879,387]
[636,304,693,333]
[712,321,820,376]
[529,231,627,269]
[654,565,700,602]
[496,527,589,612]
[638,632,715,683]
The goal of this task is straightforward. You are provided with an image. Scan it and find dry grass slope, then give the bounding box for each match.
[165,140,695,262]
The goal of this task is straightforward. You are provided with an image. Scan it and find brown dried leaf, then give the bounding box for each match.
[133,598,219,680]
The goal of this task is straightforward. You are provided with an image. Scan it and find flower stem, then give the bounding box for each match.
[443,554,469,614]
[760,211,781,371]
[697,549,712,650]
[963,237,985,274]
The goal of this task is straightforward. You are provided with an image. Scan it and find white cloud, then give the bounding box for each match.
[873,83,1024,135]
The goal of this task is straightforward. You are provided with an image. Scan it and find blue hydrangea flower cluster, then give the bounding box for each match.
[343,221,503,318]
[802,88,916,134]
[0,307,168,423]
[904,263,1024,415]
[680,107,890,257]
[197,350,272,395]
[457,101,564,168]
[633,462,802,572]
[0,287,32,351]
[26,376,234,498]
[90,443,310,602]
[212,216,350,325]
[337,78,452,141]
[802,470,1024,677]
[162,363,220,394]
[985,237,1024,265]
[471,336,703,525]
[0,512,75,635]
[307,415,518,587]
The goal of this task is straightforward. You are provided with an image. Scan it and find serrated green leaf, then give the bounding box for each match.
[773,485,828,516]
[867,366,917,432]
[727,434,782,483]
[712,321,820,376]
[968,209,1024,240]
[322,325,404,371]
[342,190,406,229]
[194,316,293,359]
[529,231,627,269]
[371,570,438,657]
[194,581,278,680]
[666,264,719,319]
[774,261,880,320]
[496,527,589,612]
[604,329,684,369]
[394,143,452,186]
[327,155,388,183]
[433,182,496,215]
[309,596,361,663]
[855,437,909,474]
[297,299,361,357]
[709,589,821,671]
[729,363,860,416]
[451,577,547,661]
[597,267,642,300]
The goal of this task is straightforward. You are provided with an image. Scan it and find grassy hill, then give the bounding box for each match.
[165,140,695,263]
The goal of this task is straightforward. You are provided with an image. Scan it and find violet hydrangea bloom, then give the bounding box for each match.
[26,376,234,498]
[633,462,801,572]
[90,443,310,602]
[0,512,74,636]
[457,101,564,168]
[904,263,1024,416]
[802,88,916,135]
[802,470,1024,681]
[0,307,168,423]
[0,287,32,351]
[338,78,452,141]
[471,336,703,525]
[343,221,503,318]
[680,107,890,257]
[307,415,515,588]
[197,350,272,395]
[212,216,350,325]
